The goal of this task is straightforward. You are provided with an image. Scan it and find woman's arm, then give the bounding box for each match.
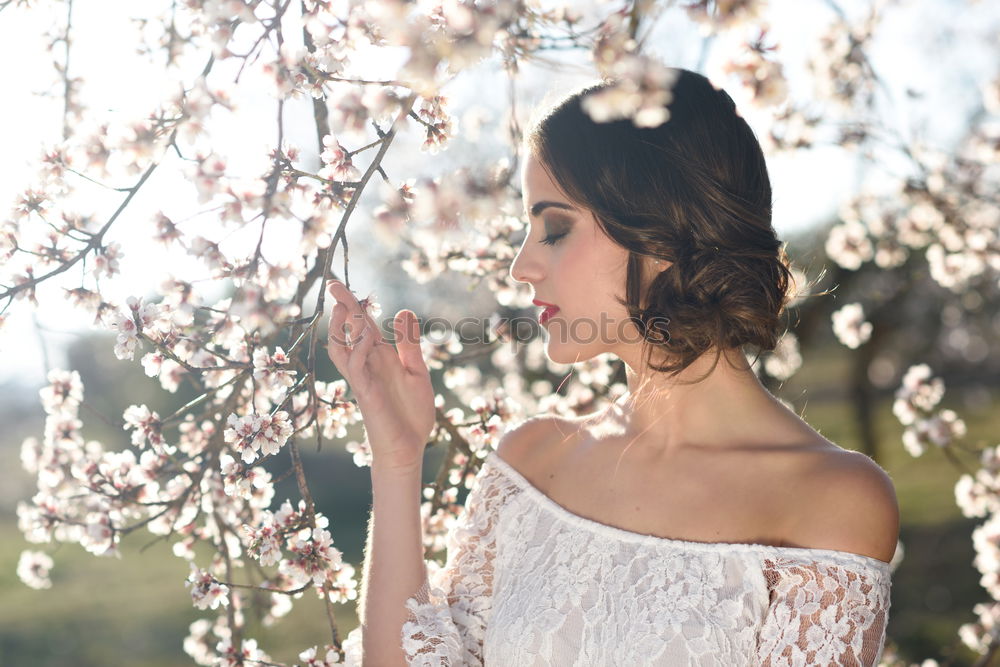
[356,456,426,666]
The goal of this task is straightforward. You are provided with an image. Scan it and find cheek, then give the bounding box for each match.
[561,237,627,309]
[588,241,629,299]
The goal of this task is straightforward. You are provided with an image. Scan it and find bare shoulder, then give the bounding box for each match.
[786,445,901,564]
[494,414,576,471]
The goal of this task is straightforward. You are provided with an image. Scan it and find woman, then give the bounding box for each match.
[330,68,899,666]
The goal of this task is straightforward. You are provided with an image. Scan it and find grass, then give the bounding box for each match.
[0,516,362,667]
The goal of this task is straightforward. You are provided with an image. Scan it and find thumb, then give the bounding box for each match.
[393,309,428,376]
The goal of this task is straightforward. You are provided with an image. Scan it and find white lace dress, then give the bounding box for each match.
[342,450,893,666]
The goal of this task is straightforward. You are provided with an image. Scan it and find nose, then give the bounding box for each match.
[508,234,542,285]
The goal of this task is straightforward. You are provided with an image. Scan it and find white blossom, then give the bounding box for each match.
[242,509,285,567]
[831,303,873,349]
[185,563,229,610]
[902,409,967,457]
[17,550,54,589]
[764,331,802,380]
[122,404,166,450]
[223,410,294,464]
[220,452,272,501]
[38,369,84,416]
[279,526,343,589]
[826,220,873,270]
[893,364,945,427]
[299,644,343,666]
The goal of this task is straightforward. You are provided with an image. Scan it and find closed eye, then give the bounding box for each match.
[540,232,566,246]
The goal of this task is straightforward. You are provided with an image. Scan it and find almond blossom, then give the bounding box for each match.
[762,331,802,380]
[893,363,945,426]
[345,439,373,467]
[582,54,678,128]
[902,409,967,458]
[252,346,297,400]
[684,0,766,33]
[826,219,874,270]
[299,645,343,666]
[959,600,1000,655]
[955,451,1000,519]
[182,618,219,666]
[973,514,1000,601]
[185,563,230,610]
[831,302,873,349]
[223,410,294,464]
[38,368,84,416]
[122,404,167,450]
[220,453,272,501]
[16,550,54,590]
[91,241,124,280]
[215,636,271,667]
[81,511,119,558]
[241,508,285,567]
[278,526,344,589]
[319,134,361,182]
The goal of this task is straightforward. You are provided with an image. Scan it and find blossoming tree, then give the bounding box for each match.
[5,0,999,665]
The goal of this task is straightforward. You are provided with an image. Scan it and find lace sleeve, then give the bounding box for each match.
[342,456,513,666]
[754,555,892,667]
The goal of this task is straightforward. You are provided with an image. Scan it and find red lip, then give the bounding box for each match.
[533,299,560,325]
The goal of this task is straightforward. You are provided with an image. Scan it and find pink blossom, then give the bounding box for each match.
[219,453,272,501]
[224,410,294,464]
[38,369,84,417]
[242,509,285,566]
[825,220,873,270]
[43,413,84,449]
[215,636,269,667]
[92,241,124,279]
[12,187,51,222]
[182,618,218,666]
[122,404,166,450]
[763,332,801,380]
[81,511,120,558]
[299,644,343,666]
[17,550,54,589]
[831,303,873,350]
[252,346,298,399]
[185,563,230,610]
[141,351,165,377]
[328,86,369,137]
[279,526,343,589]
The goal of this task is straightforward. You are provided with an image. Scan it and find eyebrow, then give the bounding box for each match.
[528,200,577,217]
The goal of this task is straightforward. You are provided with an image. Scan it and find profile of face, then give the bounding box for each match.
[510,153,666,365]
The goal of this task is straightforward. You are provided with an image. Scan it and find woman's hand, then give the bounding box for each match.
[325,279,434,470]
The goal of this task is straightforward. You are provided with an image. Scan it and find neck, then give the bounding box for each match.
[604,347,784,453]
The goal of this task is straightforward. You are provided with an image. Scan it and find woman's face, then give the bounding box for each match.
[510,153,663,364]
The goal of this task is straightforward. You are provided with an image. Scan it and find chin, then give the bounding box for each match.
[542,335,605,365]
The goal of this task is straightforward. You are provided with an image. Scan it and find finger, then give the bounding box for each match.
[393,309,428,376]
[327,302,352,371]
[327,279,387,346]
[347,318,378,380]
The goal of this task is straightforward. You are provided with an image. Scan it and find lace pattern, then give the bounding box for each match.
[343,450,893,666]
[755,556,891,666]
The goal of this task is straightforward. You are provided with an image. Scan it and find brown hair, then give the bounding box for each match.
[524,68,794,384]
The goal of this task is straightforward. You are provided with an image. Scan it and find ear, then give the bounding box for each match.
[644,256,667,280]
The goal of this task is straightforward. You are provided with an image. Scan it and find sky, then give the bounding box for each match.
[0,0,996,391]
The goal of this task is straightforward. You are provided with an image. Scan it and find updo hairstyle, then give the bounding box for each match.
[524,68,794,383]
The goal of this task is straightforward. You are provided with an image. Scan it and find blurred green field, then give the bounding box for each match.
[0,457,367,667]
[1,360,995,666]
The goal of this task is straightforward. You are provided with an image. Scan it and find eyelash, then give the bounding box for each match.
[540,232,566,246]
